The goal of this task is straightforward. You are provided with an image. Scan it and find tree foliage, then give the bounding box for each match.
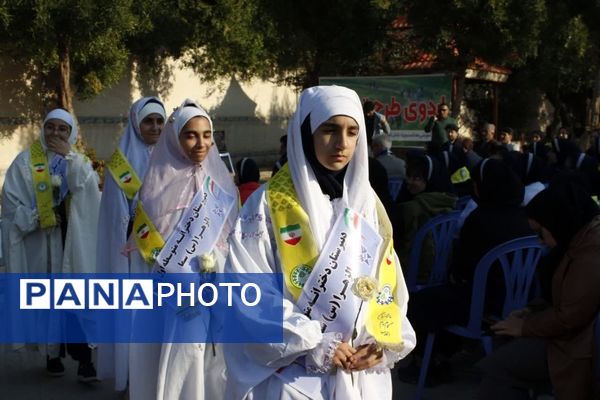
[250,0,402,88]
[402,0,547,70]
[0,0,137,111]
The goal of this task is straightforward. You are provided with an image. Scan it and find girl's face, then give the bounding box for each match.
[312,115,359,171]
[178,116,212,164]
[139,113,165,145]
[44,118,70,142]
[406,173,427,195]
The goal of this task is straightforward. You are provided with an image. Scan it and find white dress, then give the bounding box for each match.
[224,186,416,400]
[1,148,100,354]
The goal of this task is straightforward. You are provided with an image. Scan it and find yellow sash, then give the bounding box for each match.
[132,202,165,264]
[106,148,142,200]
[451,166,471,184]
[266,165,319,300]
[367,199,404,351]
[30,140,57,229]
[267,165,404,351]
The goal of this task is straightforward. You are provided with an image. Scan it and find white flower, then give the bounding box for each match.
[351,276,378,302]
[51,175,62,187]
[199,252,217,273]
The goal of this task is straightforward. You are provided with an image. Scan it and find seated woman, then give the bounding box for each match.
[452,159,533,301]
[224,85,416,399]
[235,157,261,204]
[549,138,600,195]
[439,146,472,197]
[502,150,547,205]
[127,100,238,400]
[401,159,533,383]
[480,176,600,400]
[395,151,457,281]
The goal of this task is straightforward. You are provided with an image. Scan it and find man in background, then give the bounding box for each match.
[363,100,391,146]
[425,102,456,153]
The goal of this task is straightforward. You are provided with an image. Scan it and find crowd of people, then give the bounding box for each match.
[367,103,600,400]
[1,88,599,400]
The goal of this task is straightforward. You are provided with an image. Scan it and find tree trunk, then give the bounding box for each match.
[590,68,600,129]
[57,37,74,114]
[452,72,465,117]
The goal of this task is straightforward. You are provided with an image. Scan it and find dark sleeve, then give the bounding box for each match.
[424,116,435,133]
[523,247,600,338]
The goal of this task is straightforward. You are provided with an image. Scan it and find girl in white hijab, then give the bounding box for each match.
[127,100,238,400]
[1,108,101,376]
[96,97,166,391]
[224,86,415,400]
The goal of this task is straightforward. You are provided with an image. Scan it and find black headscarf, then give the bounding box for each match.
[300,114,347,199]
[472,158,524,207]
[526,173,599,254]
[406,150,454,193]
[368,157,393,210]
[235,157,260,184]
[503,151,547,185]
[551,138,581,167]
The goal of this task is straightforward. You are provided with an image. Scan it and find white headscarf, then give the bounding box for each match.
[287,85,375,247]
[39,108,78,149]
[119,96,166,180]
[97,97,166,269]
[137,99,238,238]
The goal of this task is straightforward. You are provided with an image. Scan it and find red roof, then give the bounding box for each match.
[391,16,511,76]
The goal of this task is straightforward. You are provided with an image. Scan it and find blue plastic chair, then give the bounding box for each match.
[388,176,403,201]
[406,210,462,293]
[455,195,472,210]
[414,235,546,400]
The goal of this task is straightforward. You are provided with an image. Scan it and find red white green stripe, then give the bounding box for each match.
[280,224,302,245]
[137,223,150,240]
[119,171,132,184]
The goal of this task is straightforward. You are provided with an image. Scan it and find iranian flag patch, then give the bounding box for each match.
[137,224,150,240]
[34,163,45,173]
[280,224,302,245]
[119,171,132,184]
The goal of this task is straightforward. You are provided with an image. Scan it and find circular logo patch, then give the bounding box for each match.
[290,264,311,288]
[151,247,162,261]
[37,182,48,192]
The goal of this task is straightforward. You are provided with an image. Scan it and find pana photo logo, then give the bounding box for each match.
[19,278,261,310]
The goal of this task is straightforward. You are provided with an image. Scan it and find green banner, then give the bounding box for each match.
[319,74,452,143]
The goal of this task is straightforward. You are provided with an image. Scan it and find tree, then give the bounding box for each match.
[0,0,137,113]
[401,0,547,115]
[126,0,275,96]
[497,1,600,132]
[246,0,402,89]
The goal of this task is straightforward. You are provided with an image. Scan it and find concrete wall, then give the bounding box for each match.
[0,59,298,191]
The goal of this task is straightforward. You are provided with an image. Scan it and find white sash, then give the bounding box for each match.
[297,208,382,341]
[156,176,235,273]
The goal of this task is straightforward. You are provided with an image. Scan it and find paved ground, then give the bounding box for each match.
[0,345,482,400]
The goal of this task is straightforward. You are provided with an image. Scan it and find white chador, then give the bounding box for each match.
[96,97,166,391]
[1,109,100,353]
[224,86,416,400]
[127,101,238,400]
